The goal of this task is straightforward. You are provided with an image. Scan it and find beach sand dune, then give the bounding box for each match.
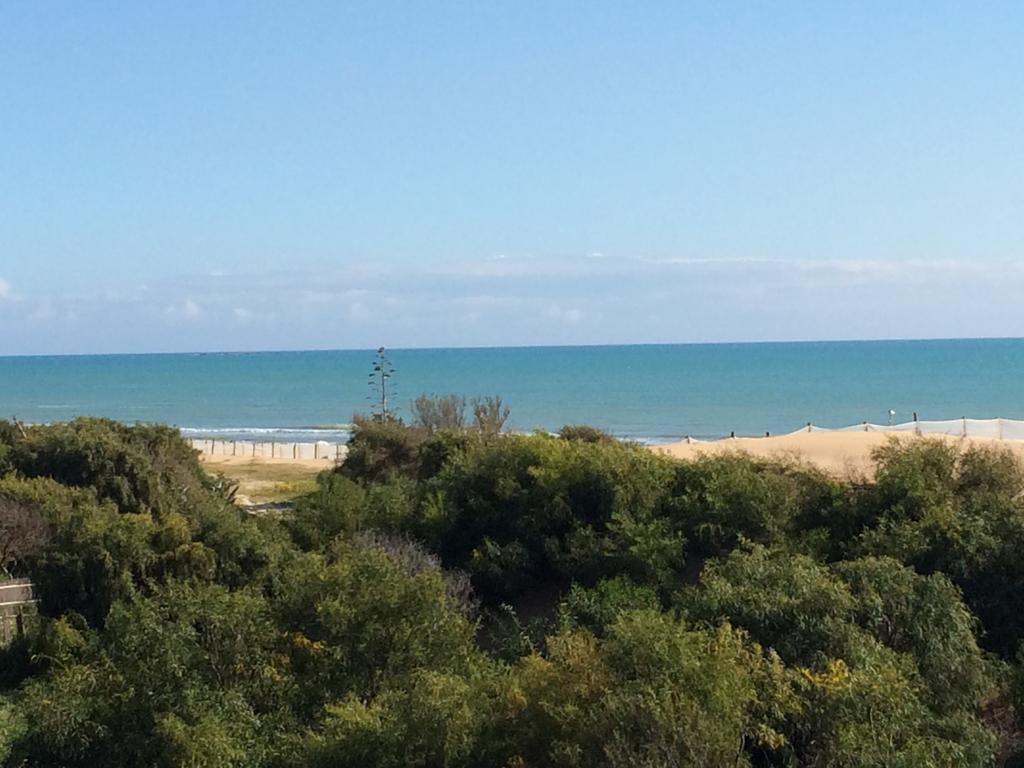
[654,431,1024,476]
[200,432,1024,488]
[199,453,334,505]
[200,454,334,472]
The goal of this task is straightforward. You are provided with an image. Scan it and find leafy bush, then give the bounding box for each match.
[341,417,427,483]
[559,425,616,444]
[470,396,510,436]
[410,394,467,432]
[835,556,991,714]
[0,495,50,577]
[558,576,660,635]
[10,583,285,768]
[486,611,795,767]
[789,648,995,767]
[1,422,1019,765]
[850,438,1024,655]
[7,418,215,516]
[419,433,678,602]
[274,540,480,713]
[680,545,858,665]
[662,453,842,559]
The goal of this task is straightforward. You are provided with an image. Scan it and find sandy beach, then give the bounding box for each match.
[200,454,335,473]
[654,430,1024,476]
[200,431,1024,489]
[200,453,334,505]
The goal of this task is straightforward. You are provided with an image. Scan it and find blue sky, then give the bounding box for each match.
[1,2,1023,354]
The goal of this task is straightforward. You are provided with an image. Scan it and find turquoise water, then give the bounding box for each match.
[1,339,1023,442]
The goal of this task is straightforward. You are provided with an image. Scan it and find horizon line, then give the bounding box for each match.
[2,334,1024,360]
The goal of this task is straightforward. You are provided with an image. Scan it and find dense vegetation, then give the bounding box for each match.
[2,416,1024,766]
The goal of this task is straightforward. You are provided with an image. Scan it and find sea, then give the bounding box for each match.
[1,339,1023,444]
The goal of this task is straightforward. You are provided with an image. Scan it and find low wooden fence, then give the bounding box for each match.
[0,578,38,646]
[189,438,347,461]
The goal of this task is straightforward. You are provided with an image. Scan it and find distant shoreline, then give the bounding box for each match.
[192,423,1024,480]
[6,340,1024,440]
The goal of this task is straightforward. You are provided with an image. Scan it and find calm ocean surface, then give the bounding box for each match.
[1,339,1023,443]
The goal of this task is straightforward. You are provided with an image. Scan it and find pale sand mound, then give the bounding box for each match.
[200,454,335,473]
[199,453,335,505]
[200,434,1024,483]
[654,431,1024,477]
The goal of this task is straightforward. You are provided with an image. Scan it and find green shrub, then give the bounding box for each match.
[8,584,285,768]
[410,394,467,433]
[558,425,616,444]
[486,611,795,767]
[1,421,1016,765]
[788,647,995,767]
[680,545,857,665]
[558,576,660,635]
[662,453,842,559]
[341,417,427,483]
[851,439,1024,656]
[273,541,480,709]
[422,434,677,602]
[836,556,992,713]
[8,418,215,516]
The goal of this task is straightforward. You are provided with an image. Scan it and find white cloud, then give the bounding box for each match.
[544,304,584,324]
[163,298,202,321]
[29,298,55,322]
[0,278,9,301]
[299,288,373,306]
[347,302,370,323]
[5,255,1024,354]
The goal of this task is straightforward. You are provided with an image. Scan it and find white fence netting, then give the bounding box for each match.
[189,438,345,460]
[798,418,1024,440]
[678,418,1024,444]
[191,420,1024,453]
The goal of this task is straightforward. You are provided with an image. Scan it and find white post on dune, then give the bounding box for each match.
[962,417,967,438]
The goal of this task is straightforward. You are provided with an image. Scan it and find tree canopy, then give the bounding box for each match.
[1,417,1022,766]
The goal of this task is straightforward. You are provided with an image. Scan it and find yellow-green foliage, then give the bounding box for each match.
[0,420,1020,767]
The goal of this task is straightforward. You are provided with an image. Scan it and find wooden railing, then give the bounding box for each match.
[0,578,38,645]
